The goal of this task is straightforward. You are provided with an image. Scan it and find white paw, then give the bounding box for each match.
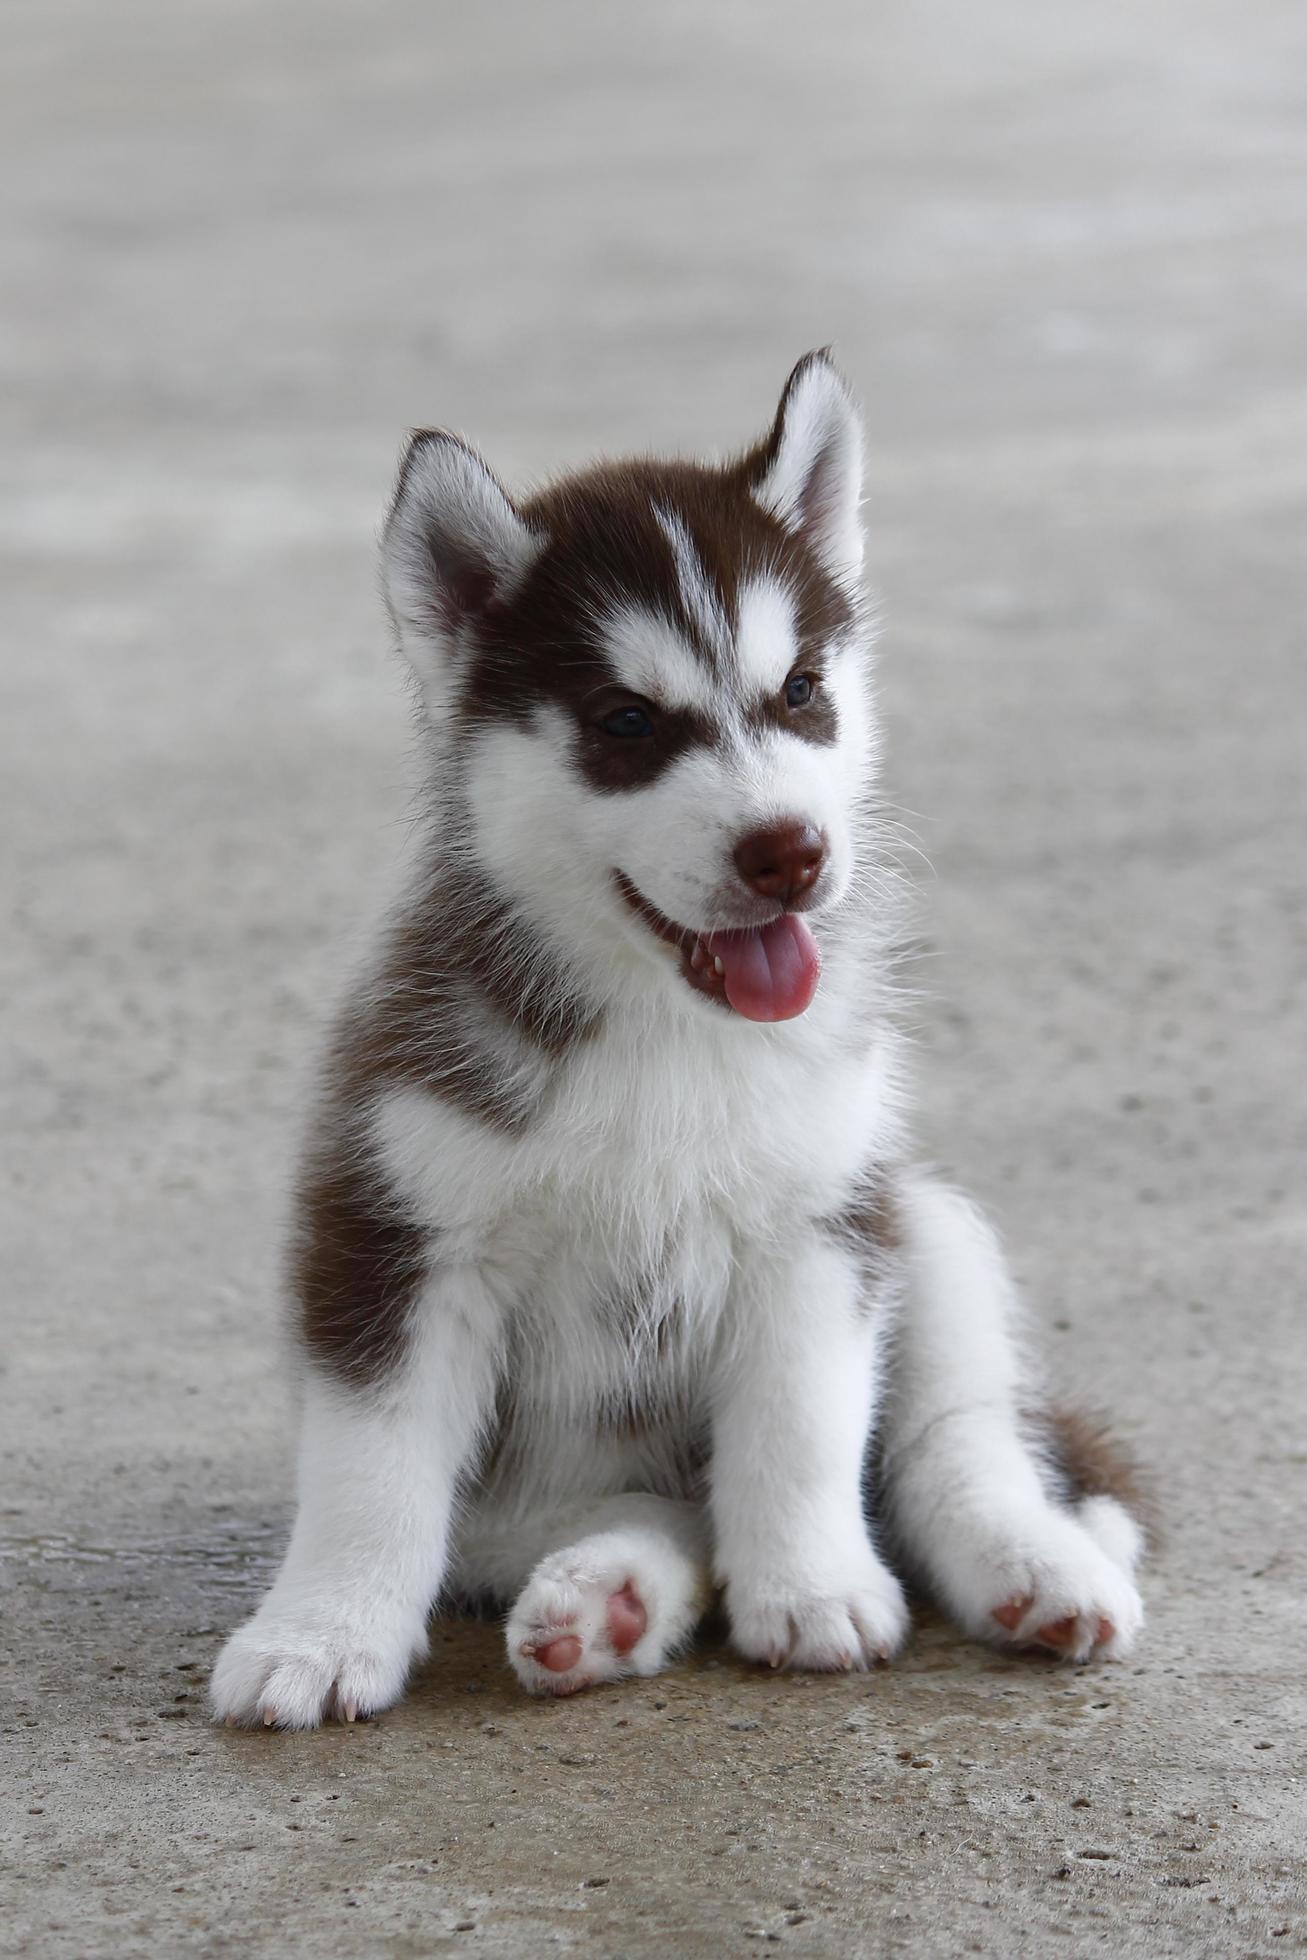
[210,1592,427,1730]
[507,1536,693,1697]
[965,1505,1144,1663]
[726,1546,910,1672]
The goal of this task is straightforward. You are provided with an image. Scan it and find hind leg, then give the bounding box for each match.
[482,1495,712,1697]
[880,1176,1144,1663]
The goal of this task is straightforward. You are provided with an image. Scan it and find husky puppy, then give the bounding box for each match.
[211,354,1145,1727]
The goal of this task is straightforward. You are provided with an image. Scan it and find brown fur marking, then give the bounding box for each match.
[1039,1405,1154,1542]
[823,1175,904,1317]
[295,851,602,1383]
[338,852,601,1131]
[292,1127,433,1387]
[454,451,854,792]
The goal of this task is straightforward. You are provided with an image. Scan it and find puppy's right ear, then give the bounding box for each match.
[382,430,539,663]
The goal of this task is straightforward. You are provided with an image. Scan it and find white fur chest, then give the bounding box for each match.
[372,987,904,1317]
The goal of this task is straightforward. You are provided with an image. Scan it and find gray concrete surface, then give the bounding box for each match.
[3,0,1305,1953]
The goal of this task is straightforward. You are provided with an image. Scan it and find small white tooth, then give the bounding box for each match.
[713,956,724,976]
[690,943,706,971]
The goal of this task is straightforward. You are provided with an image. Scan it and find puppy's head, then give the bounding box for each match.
[383,353,878,1023]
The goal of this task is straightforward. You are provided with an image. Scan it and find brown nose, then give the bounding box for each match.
[733,821,827,905]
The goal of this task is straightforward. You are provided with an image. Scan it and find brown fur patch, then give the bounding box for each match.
[292,1126,432,1387]
[1038,1405,1155,1542]
[825,1177,902,1254]
[822,1174,904,1317]
[337,852,599,1133]
[295,852,601,1384]
[742,671,839,747]
[455,451,855,791]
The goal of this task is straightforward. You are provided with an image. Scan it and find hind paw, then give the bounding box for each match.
[976,1509,1144,1662]
[508,1562,655,1697]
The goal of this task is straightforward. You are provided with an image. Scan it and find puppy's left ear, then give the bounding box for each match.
[749,351,864,585]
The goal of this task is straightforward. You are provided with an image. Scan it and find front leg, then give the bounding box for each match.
[711,1234,908,1671]
[210,1269,501,1729]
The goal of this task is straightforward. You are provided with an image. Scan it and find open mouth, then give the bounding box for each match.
[614,873,822,1023]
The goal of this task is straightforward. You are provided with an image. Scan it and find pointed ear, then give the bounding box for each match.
[750,352,864,584]
[382,430,539,660]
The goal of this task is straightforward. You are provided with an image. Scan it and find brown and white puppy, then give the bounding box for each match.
[211,354,1144,1728]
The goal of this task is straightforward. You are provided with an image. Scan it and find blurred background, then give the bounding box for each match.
[4,2,1305,1953]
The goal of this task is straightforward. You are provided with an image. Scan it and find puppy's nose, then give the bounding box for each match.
[733,821,827,905]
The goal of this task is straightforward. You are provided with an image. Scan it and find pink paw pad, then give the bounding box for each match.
[1033,1614,1079,1650]
[992,1596,1031,1632]
[519,1580,648,1687]
[605,1581,648,1657]
[531,1631,584,1674]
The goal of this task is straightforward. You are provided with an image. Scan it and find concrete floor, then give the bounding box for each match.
[3,0,1305,1953]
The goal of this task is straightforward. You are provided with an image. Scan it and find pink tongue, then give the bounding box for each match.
[704,915,822,1022]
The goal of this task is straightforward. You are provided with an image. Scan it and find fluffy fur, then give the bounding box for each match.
[211,353,1144,1728]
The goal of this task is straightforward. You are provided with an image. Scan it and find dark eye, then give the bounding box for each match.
[600,705,655,739]
[785,674,815,709]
